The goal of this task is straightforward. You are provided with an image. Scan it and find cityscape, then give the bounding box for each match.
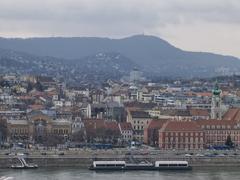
[0,0,240,179]
[1,72,240,151]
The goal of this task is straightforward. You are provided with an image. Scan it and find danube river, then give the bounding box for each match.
[0,167,239,180]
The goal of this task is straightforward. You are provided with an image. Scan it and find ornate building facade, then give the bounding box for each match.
[7,111,71,143]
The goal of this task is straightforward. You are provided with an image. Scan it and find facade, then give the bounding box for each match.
[159,121,204,150]
[127,110,151,142]
[197,119,240,147]
[211,85,222,120]
[118,122,133,142]
[144,119,168,146]
[7,111,71,143]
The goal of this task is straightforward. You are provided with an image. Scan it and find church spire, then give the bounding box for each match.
[211,82,222,120]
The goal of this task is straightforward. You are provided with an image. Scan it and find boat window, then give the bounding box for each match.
[106,164,115,166]
[168,164,178,166]
[178,164,187,166]
[158,164,168,166]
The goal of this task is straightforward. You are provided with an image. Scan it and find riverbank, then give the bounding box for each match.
[1,155,240,168]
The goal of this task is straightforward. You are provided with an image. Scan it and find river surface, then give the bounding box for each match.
[0,167,239,180]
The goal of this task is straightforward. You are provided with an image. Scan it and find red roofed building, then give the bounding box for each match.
[197,119,240,147]
[144,119,168,146]
[159,121,204,150]
[222,108,240,121]
[189,109,210,120]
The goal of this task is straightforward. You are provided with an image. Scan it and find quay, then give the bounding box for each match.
[1,149,240,168]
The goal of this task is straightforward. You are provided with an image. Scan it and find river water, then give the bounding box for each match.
[0,167,239,180]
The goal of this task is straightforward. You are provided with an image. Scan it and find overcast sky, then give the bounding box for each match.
[0,0,240,57]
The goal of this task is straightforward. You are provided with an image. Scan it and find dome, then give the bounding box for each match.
[212,87,221,96]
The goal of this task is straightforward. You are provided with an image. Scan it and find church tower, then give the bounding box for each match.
[211,84,222,120]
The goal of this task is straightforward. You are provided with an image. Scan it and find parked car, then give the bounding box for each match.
[195,153,204,157]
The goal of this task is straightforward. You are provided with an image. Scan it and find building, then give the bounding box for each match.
[72,117,84,134]
[127,110,151,142]
[211,85,222,120]
[197,119,240,147]
[7,111,71,143]
[118,122,133,143]
[159,121,204,150]
[189,109,209,120]
[82,119,121,143]
[144,119,168,146]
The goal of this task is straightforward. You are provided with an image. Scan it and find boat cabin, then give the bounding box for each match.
[155,161,188,167]
[93,161,126,168]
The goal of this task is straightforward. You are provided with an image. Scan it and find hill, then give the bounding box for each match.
[0,35,239,77]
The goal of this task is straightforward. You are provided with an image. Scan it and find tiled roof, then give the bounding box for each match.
[119,122,133,131]
[147,119,168,130]
[82,119,105,133]
[163,121,202,131]
[195,92,212,97]
[189,109,209,116]
[105,121,120,133]
[196,119,236,127]
[222,108,240,121]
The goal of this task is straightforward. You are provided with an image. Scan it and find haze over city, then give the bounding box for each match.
[0,0,240,57]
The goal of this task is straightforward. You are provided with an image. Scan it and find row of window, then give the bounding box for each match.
[165,138,204,142]
[165,132,203,136]
[123,135,132,139]
[134,126,144,130]
[207,136,239,141]
[163,144,203,149]
[53,129,69,134]
[202,125,232,129]
[11,128,28,134]
[133,120,149,124]
[206,130,240,134]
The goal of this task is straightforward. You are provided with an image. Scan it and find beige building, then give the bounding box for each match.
[127,110,151,142]
[7,111,71,143]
